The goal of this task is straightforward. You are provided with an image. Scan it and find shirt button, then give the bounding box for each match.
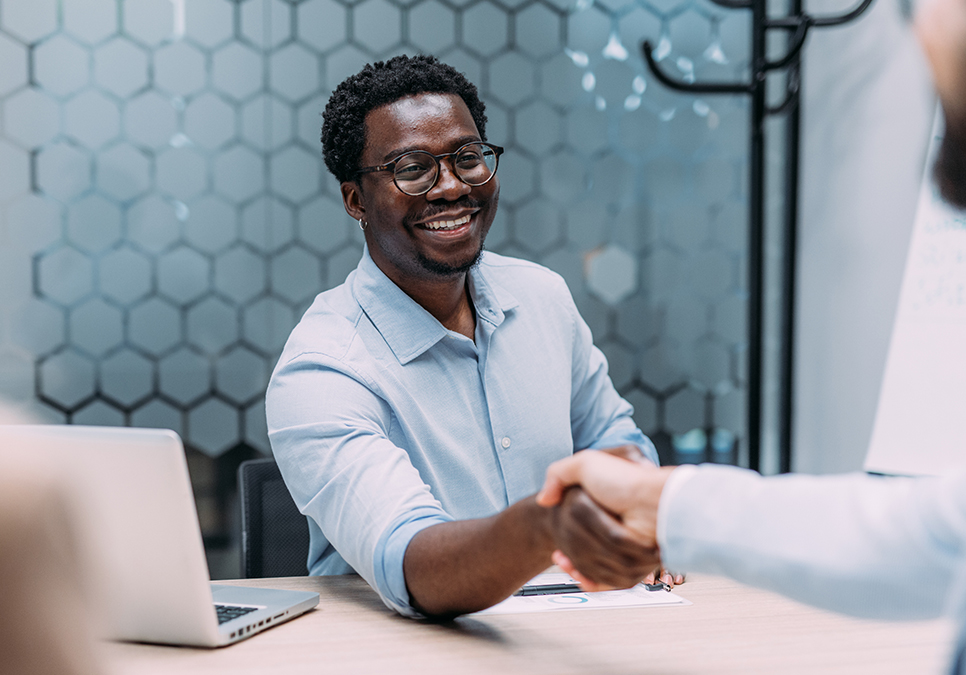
[501,437,511,449]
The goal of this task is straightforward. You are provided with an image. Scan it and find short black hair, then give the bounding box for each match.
[321,54,488,184]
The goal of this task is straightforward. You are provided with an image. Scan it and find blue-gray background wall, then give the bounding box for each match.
[0,0,750,566]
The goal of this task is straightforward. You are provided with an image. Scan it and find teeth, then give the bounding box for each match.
[424,214,471,230]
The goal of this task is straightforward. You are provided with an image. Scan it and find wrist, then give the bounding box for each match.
[653,464,700,552]
[630,465,673,509]
[531,493,560,557]
[504,494,558,561]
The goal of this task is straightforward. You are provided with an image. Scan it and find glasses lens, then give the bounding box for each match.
[454,143,498,186]
[393,152,437,195]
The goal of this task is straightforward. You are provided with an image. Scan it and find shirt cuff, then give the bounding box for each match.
[656,464,700,555]
[372,506,453,617]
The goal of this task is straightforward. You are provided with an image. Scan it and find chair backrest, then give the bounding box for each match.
[237,458,310,578]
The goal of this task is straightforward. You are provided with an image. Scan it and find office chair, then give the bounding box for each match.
[237,458,310,578]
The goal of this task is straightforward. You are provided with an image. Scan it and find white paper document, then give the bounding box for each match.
[474,573,691,615]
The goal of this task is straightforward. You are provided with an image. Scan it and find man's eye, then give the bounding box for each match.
[456,152,482,167]
[396,161,432,177]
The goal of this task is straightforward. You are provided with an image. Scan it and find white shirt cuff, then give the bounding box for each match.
[656,464,700,554]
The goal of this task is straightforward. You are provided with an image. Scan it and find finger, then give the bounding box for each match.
[661,570,674,588]
[557,491,659,585]
[548,454,667,541]
[559,561,615,593]
[565,510,658,579]
[564,566,595,589]
[551,552,612,592]
[562,521,654,580]
[643,570,656,584]
[565,489,653,558]
[543,453,647,515]
[674,573,686,585]
[553,517,643,585]
[551,549,574,571]
[577,578,616,593]
[536,455,589,506]
[535,475,567,507]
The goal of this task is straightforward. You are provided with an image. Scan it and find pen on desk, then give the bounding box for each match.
[644,580,672,592]
[513,583,584,596]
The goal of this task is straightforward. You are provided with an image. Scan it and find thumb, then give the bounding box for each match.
[535,454,588,507]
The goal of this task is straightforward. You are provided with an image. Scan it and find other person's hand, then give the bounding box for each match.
[598,443,653,465]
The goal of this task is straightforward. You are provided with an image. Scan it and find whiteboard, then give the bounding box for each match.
[865,110,966,476]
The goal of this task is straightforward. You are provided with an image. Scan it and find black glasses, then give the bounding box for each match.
[355,142,504,196]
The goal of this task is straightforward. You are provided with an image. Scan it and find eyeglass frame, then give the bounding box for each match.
[354,141,505,196]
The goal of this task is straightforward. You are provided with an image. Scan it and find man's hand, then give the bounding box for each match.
[537,451,678,590]
[402,447,673,617]
[553,445,681,589]
[550,550,684,592]
[547,486,661,590]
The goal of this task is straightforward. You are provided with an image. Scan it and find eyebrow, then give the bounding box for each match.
[381,135,482,163]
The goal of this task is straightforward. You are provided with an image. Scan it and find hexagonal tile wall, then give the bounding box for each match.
[0,0,754,544]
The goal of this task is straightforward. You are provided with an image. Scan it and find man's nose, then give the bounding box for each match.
[427,160,471,200]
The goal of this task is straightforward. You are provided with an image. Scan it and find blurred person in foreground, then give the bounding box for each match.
[0,405,101,675]
[537,0,966,670]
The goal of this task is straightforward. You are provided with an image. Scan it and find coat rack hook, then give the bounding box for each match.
[641,41,752,95]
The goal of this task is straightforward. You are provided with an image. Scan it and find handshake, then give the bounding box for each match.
[536,450,684,591]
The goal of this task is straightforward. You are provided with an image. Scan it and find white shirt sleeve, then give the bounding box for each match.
[657,463,966,620]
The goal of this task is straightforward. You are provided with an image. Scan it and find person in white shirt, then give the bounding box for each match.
[535,0,966,671]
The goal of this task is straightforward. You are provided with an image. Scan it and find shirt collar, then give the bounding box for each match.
[467,257,519,329]
[353,248,520,365]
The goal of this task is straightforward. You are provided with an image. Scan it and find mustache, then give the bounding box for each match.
[404,197,487,226]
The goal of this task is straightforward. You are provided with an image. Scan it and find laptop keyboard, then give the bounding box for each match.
[215,604,259,625]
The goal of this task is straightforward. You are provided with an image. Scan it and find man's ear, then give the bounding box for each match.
[341,181,366,221]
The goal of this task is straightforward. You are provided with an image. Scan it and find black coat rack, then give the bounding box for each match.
[642,0,874,472]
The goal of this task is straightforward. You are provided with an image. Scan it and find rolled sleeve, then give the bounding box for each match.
[267,354,450,615]
[374,507,453,616]
[586,424,659,465]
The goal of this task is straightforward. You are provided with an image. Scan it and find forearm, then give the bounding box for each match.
[403,495,556,618]
[661,465,965,619]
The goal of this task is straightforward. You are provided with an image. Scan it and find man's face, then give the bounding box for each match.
[341,93,499,290]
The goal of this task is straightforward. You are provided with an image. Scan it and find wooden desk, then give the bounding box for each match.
[105,574,955,674]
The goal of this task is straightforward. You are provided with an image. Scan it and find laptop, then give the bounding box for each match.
[0,425,318,647]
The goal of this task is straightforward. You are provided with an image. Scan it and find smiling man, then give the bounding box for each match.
[265,55,660,618]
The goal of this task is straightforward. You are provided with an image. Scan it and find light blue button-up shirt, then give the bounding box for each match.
[266,248,656,616]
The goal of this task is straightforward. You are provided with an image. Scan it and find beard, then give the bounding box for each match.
[416,243,485,277]
[405,194,494,277]
[934,110,966,209]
